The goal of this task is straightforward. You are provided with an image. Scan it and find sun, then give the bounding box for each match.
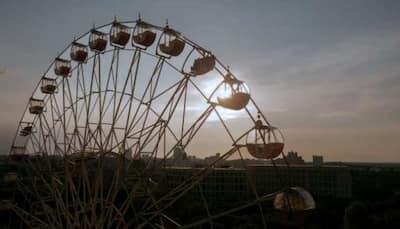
[192,75,249,122]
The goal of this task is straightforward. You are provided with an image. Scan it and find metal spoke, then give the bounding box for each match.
[7,19,294,229]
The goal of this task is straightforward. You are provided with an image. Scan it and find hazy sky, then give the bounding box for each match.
[0,0,399,162]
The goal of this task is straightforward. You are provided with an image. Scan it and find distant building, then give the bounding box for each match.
[167,147,205,167]
[163,167,247,201]
[275,151,305,164]
[162,164,352,200]
[250,164,352,199]
[313,155,324,166]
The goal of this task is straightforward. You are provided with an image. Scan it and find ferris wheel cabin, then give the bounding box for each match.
[217,73,250,110]
[246,120,284,159]
[133,21,157,48]
[274,187,316,224]
[29,98,45,115]
[110,21,131,47]
[274,187,316,212]
[19,124,33,136]
[40,77,57,94]
[159,28,185,56]
[54,58,71,77]
[191,55,215,76]
[70,41,88,63]
[89,29,108,52]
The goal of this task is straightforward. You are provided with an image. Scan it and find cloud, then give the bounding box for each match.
[238,29,400,130]
[1,0,400,160]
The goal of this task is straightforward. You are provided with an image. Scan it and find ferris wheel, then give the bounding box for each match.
[7,17,314,228]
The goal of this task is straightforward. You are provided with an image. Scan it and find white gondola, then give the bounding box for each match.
[89,29,107,52]
[217,73,250,110]
[245,119,284,160]
[29,98,45,115]
[70,41,88,63]
[110,21,130,47]
[132,21,156,48]
[274,187,316,212]
[191,55,215,76]
[159,27,185,57]
[274,186,316,225]
[40,77,57,94]
[54,58,71,77]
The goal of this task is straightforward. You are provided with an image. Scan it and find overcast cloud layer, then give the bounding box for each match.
[0,0,399,161]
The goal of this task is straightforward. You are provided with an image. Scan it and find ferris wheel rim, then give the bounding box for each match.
[9,18,265,156]
[4,17,305,229]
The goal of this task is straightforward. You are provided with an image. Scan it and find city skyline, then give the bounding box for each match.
[1,0,400,162]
